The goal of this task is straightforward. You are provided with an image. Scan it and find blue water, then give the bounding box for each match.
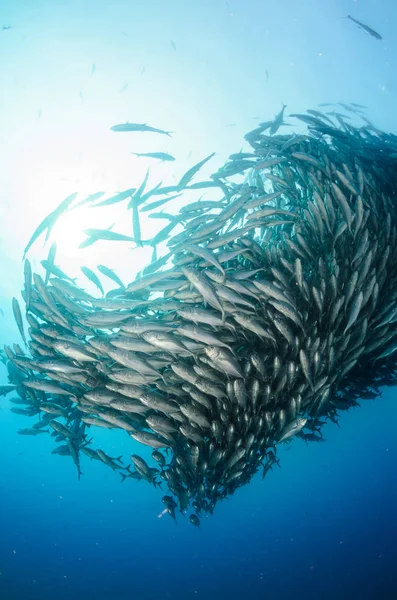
[1,1,397,598]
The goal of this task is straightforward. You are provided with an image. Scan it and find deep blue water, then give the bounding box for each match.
[1,1,397,599]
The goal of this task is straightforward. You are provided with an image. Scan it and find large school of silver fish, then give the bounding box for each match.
[2,104,397,526]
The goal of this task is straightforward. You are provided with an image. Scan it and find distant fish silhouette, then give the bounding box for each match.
[130,152,175,162]
[225,2,234,16]
[1,25,12,31]
[110,122,173,137]
[347,15,382,40]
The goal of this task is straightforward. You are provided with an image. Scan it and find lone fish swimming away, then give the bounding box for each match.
[110,122,173,136]
[347,15,382,40]
[131,152,175,162]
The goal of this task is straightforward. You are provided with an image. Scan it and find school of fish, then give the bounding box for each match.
[2,103,397,527]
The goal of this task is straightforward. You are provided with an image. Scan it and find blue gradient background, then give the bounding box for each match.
[1,1,396,598]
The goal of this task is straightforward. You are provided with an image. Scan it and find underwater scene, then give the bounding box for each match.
[1,1,397,599]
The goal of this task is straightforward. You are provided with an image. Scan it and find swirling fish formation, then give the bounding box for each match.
[2,106,397,526]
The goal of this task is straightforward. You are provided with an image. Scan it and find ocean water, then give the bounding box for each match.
[1,1,397,599]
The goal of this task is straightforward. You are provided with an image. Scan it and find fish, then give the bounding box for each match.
[12,298,26,346]
[347,15,382,40]
[140,194,182,213]
[24,379,76,396]
[23,192,78,258]
[80,266,104,295]
[6,100,397,527]
[131,198,142,247]
[97,264,125,288]
[53,341,98,362]
[152,451,166,468]
[92,189,136,208]
[82,229,136,243]
[131,152,175,161]
[139,392,179,414]
[0,385,17,396]
[110,123,173,136]
[269,104,287,136]
[40,260,75,283]
[181,244,225,277]
[146,415,178,434]
[23,259,33,307]
[189,514,200,527]
[50,277,93,301]
[44,242,57,286]
[181,267,224,318]
[18,428,48,436]
[130,430,171,449]
[177,153,216,190]
[278,418,307,443]
[204,346,243,378]
[142,331,189,354]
